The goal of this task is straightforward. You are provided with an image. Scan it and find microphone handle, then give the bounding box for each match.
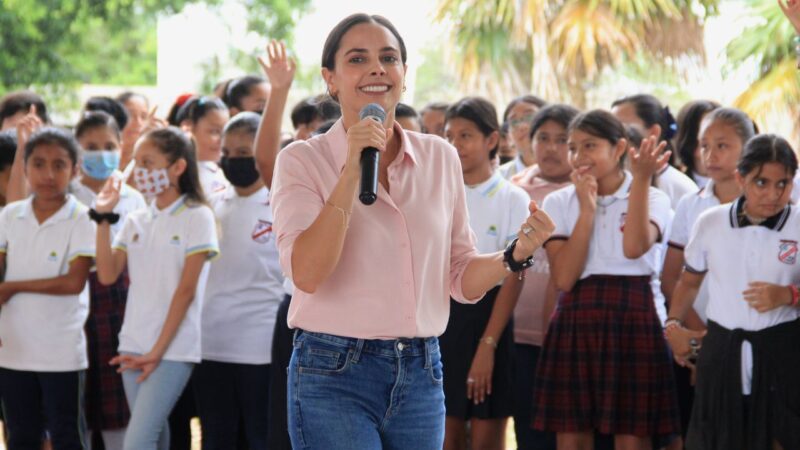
[359,147,380,205]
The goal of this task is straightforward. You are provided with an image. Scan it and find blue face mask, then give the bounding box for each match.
[81,150,121,180]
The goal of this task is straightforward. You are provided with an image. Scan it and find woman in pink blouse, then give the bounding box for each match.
[271,13,554,449]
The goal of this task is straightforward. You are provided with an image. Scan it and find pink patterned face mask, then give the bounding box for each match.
[133,167,171,197]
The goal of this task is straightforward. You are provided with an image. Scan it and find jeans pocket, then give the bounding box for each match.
[297,339,352,376]
[429,351,444,385]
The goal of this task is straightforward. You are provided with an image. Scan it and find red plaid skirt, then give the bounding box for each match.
[531,275,680,436]
[85,271,130,430]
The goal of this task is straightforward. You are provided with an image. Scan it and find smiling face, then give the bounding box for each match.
[568,128,626,181]
[321,22,407,127]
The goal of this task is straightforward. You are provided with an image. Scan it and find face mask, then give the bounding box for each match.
[220,156,260,187]
[134,167,171,197]
[498,155,514,165]
[81,150,120,180]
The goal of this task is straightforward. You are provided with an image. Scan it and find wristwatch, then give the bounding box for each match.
[502,238,534,273]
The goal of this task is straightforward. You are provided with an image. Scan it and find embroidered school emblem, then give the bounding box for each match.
[47,251,58,262]
[779,240,798,265]
[252,220,273,244]
[170,235,181,246]
[487,225,498,237]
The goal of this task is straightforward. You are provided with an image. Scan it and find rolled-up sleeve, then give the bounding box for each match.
[271,144,324,280]
[447,154,480,304]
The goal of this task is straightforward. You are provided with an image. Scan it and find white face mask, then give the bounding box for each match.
[133,167,171,198]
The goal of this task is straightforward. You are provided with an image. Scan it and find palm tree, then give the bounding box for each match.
[726,0,799,137]
[433,0,719,107]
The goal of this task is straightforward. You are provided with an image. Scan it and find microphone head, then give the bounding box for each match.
[359,103,386,123]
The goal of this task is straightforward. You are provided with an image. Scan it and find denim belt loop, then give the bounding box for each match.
[352,338,365,363]
[423,338,433,369]
[292,329,302,347]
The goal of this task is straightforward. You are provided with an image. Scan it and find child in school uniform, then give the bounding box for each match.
[660,108,754,444]
[532,110,680,449]
[509,103,580,450]
[72,111,147,450]
[177,96,230,196]
[93,127,219,450]
[439,97,530,450]
[194,111,284,450]
[666,134,800,450]
[0,128,96,449]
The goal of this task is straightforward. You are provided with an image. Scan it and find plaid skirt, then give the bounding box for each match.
[531,275,680,437]
[85,271,130,430]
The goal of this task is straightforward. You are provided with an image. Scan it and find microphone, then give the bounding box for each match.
[358,103,386,205]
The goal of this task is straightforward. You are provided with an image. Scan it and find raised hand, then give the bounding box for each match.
[257,40,297,91]
[96,176,122,213]
[780,0,800,34]
[16,105,43,149]
[141,105,167,135]
[629,135,670,181]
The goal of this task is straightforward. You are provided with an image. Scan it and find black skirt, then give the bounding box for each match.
[686,319,800,450]
[439,285,515,420]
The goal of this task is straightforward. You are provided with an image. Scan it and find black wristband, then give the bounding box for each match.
[88,208,120,225]
[503,238,534,273]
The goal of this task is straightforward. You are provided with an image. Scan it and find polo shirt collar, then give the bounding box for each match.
[729,196,791,231]
[150,194,187,217]
[698,179,715,199]
[17,194,80,225]
[330,119,417,173]
[606,170,633,200]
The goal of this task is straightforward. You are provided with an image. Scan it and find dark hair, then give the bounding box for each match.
[502,95,547,122]
[322,14,407,71]
[142,127,206,205]
[395,103,418,119]
[176,96,227,126]
[312,119,338,136]
[0,129,17,171]
[84,97,129,131]
[290,95,341,129]
[0,91,50,125]
[528,104,580,141]
[24,127,80,165]
[75,111,121,141]
[738,134,798,179]
[223,111,260,136]
[117,91,149,108]
[223,76,267,111]
[624,125,645,151]
[421,102,449,115]
[675,100,720,176]
[569,109,627,167]
[167,93,195,126]
[611,94,676,154]
[700,107,756,150]
[445,97,500,159]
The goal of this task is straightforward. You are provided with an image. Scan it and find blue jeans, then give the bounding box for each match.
[288,330,445,449]
[120,354,193,450]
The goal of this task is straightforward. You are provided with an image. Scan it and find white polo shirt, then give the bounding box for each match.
[498,155,528,180]
[684,199,800,393]
[466,171,530,256]
[667,181,721,322]
[70,175,147,237]
[202,186,284,364]
[655,165,698,209]
[0,195,95,371]
[543,171,672,279]
[113,195,219,363]
[198,161,229,197]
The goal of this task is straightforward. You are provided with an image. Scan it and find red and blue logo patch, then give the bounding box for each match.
[779,239,798,265]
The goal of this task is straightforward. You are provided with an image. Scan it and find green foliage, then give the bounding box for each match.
[0,0,310,95]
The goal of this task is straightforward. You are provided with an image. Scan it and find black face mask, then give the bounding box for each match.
[220,156,260,187]
[498,155,514,165]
